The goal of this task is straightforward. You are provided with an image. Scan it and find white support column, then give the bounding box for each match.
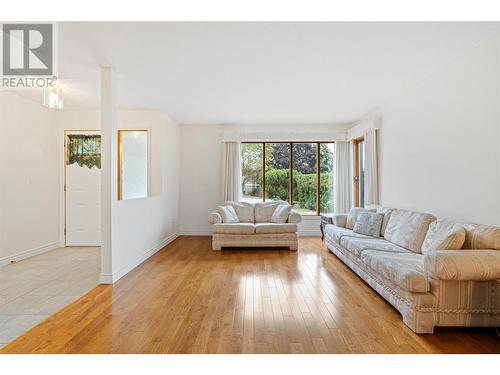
[99,66,117,284]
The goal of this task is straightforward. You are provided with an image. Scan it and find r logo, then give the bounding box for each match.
[2,23,53,76]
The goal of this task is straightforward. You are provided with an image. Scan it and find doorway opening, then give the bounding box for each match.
[0,130,102,348]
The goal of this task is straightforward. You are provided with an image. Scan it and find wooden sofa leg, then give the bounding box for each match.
[289,243,298,251]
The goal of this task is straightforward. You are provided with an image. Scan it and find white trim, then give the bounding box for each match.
[98,273,114,284]
[0,241,60,268]
[99,232,179,284]
[100,66,116,284]
[300,215,321,220]
[59,129,66,247]
[297,231,322,237]
[179,230,212,236]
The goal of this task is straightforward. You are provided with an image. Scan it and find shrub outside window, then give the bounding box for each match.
[241,142,335,215]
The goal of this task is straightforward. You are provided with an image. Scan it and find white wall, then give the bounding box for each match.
[179,123,350,235]
[0,93,180,279]
[110,111,180,282]
[56,109,180,282]
[0,92,60,266]
[373,37,500,225]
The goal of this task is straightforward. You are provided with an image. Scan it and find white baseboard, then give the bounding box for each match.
[0,241,60,268]
[179,231,212,236]
[98,273,114,284]
[297,231,322,237]
[99,232,179,285]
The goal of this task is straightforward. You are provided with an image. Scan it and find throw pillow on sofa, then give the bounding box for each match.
[346,207,377,229]
[224,201,254,223]
[352,212,384,237]
[366,204,395,237]
[271,204,293,223]
[217,205,240,223]
[255,202,280,222]
[421,221,466,253]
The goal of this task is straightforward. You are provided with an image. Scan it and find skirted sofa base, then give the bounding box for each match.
[213,233,298,251]
[326,237,499,333]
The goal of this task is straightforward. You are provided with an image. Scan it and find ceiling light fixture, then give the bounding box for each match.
[43,84,64,109]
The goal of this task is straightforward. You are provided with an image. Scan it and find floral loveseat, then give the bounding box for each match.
[324,205,500,334]
[208,201,301,251]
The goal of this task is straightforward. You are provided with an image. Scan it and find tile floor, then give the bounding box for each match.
[0,247,100,348]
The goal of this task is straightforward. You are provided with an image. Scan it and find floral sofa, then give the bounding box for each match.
[324,205,500,334]
[208,201,301,251]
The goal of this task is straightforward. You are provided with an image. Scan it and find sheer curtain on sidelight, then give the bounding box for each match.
[221,141,242,202]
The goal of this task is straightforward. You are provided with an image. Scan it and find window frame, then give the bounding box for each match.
[241,141,335,216]
[117,129,150,201]
[353,136,365,207]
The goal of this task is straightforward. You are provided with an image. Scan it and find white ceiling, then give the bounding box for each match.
[20,22,500,124]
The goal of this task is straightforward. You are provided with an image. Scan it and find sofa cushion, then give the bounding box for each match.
[340,236,410,258]
[223,201,254,223]
[346,207,376,229]
[360,250,430,293]
[384,209,436,253]
[287,211,302,224]
[367,205,395,237]
[254,202,280,222]
[455,222,500,250]
[255,223,297,234]
[217,205,240,223]
[324,225,371,245]
[352,212,384,237]
[213,223,255,235]
[271,204,293,223]
[421,220,466,254]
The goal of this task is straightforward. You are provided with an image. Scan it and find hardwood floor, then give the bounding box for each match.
[1,236,499,354]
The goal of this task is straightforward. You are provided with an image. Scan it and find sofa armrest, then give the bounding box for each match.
[423,249,500,281]
[208,211,223,224]
[331,213,348,228]
[287,211,302,224]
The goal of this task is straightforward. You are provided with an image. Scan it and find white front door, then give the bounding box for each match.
[65,131,101,246]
